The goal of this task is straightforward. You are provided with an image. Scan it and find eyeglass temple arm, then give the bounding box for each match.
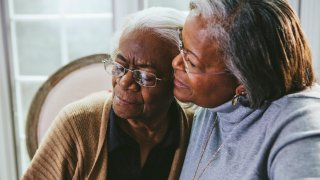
[101,58,113,70]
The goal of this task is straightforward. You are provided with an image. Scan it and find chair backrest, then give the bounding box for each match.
[26,54,112,158]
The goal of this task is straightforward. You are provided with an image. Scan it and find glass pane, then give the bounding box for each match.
[20,81,43,127]
[65,19,112,60]
[20,139,30,175]
[13,0,59,14]
[63,0,112,14]
[16,21,62,76]
[147,0,189,11]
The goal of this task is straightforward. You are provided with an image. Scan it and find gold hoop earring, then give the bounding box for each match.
[232,94,240,106]
[232,91,245,106]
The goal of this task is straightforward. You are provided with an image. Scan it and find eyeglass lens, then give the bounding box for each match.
[105,61,158,87]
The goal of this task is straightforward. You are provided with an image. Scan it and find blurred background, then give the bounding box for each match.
[0,0,319,179]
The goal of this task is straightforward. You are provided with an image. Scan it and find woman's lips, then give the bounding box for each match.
[174,77,188,88]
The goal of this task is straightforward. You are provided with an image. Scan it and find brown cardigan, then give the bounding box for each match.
[22,91,193,180]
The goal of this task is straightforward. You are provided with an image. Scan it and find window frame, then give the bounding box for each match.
[0,0,319,179]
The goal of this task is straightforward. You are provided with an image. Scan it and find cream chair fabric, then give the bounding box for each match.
[26,54,112,158]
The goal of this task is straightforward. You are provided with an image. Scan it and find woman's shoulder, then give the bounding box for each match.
[266,85,320,160]
[271,83,320,111]
[286,83,320,99]
[54,91,112,128]
[62,91,111,116]
[177,101,196,118]
[266,84,320,134]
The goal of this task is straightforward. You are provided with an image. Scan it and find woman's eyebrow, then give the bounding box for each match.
[116,53,127,62]
[185,47,200,60]
[135,62,156,69]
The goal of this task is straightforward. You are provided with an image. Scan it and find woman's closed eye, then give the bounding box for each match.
[186,58,196,68]
[139,72,155,81]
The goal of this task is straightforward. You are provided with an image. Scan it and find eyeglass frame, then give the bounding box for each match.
[177,28,230,76]
[101,58,165,87]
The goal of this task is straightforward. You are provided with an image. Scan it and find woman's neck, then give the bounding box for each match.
[118,112,170,146]
[117,110,172,167]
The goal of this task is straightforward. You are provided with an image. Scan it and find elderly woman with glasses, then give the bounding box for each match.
[173,0,320,179]
[23,7,193,180]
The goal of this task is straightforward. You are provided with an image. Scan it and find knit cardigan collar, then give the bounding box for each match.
[87,94,193,180]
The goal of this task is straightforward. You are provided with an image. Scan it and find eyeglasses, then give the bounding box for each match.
[102,58,164,87]
[177,28,229,76]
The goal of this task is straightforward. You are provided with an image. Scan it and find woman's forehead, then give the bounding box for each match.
[118,31,175,65]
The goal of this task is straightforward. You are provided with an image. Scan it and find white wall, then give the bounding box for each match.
[0,0,18,178]
[290,0,320,81]
[300,0,320,80]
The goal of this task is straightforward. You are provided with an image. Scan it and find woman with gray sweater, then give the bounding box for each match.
[173,0,320,179]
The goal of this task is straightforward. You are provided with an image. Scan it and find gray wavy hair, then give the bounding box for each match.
[190,0,314,108]
[109,7,187,56]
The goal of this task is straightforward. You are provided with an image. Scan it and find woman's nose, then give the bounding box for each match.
[118,71,140,91]
[172,53,185,71]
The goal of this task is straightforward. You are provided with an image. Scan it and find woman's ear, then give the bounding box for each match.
[235,84,246,96]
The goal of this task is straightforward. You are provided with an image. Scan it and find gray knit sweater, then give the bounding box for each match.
[180,84,320,180]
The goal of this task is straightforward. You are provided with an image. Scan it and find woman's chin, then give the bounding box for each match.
[173,88,193,103]
[112,101,142,120]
